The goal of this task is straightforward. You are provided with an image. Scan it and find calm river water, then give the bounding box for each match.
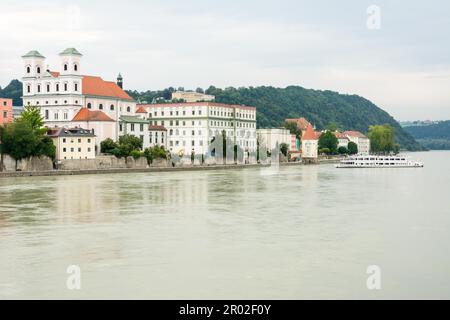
[0,151,449,299]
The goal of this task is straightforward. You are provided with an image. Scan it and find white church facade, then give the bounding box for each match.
[21,48,137,150]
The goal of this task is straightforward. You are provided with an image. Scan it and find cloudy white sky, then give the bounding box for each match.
[1,0,449,120]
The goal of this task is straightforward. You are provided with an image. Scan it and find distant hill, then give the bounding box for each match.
[128,85,424,151]
[405,121,450,150]
[0,80,22,106]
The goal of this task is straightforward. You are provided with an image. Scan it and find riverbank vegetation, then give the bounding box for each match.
[0,106,55,171]
[367,124,400,154]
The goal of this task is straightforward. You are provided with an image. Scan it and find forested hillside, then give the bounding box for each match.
[405,121,450,150]
[0,80,22,106]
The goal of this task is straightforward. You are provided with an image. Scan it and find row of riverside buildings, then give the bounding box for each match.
[17,48,369,164]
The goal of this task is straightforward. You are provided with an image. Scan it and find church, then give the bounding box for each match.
[21,48,137,150]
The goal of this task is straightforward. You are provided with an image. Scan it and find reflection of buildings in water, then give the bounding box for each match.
[55,177,121,223]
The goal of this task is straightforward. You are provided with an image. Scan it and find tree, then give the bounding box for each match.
[195,87,204,94]
[282,121,302,139]
[338,146,348,154]
[318,130,338,154]
[368,124,396,154]
[143,145,167,164]
[0,121,40,170]
[100,138,118,154]
[280,143,288,157]
[19,105,44,131]
[347,141,358,155]
[325,122,342,132]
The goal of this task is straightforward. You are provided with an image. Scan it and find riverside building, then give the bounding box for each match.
[137,102,257,162]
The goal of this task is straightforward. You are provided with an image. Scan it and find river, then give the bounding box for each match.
[0,151,449,299]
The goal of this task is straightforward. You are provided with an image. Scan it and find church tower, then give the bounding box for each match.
[22,50,46,78]
[59,48,82,75]
[117,73,123,89]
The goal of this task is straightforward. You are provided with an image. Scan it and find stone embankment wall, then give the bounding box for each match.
[58,156,150,170]
[0,155,53,172]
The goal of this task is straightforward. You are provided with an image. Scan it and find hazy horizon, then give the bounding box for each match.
[1,0,449,121]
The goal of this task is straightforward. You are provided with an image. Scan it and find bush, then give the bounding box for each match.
[319,148,330,155]
[130,150,142,159]
[338,146,348,154]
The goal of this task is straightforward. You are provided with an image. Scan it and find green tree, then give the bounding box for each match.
[0,121,40,170]
[18,105,44,131]
[318,130,338,154]
[100,138,118,154]
[280,143,288,157]
[347,141,358,155]
[338,146,348,154]
[143,145,167,164]
[368,124,396,154]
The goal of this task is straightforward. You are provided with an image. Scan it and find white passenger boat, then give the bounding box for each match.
[336,154,424,168]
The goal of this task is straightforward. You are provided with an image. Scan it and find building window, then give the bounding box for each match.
[64,83,68,91]
[37,66,41,74]
[78,148,81,152]
[54,113,58,120]
[119,124,123,131]
[64,113,68,120]
[87,103,92,109]
[110,104,114,111]
[140,124,144,131]
[56,84,59,92]
[88,139,91,143]
[74,64,78,71]
[127,106,131,112]
[26,66,30,74]
[27,85,31,93]
[131,124,135,131]
[99,104,103,110]
[192,140,195,146]
[88,148,91,152]
[78,139,81,143]
[46,84,50,92]
[45,110,49,120]
[37,85,41,93]
[64,64,68,71]
[63,148,66,152]
[74,83,78,92]
[70,148,74,152]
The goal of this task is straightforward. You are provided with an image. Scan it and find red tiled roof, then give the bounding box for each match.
[302,125,318,140]
[72,108,114,122]
[82,76,133,100]
[343,131,367,138]
[50,71,60,77]
[135,106,147,113]
[138,102,256,111]
[334,132,349,139]
[149,125,167,131]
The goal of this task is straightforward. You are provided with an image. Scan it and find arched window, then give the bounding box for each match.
[26,66,31,74]
[64,83,68,91]
[127,106,131,112]
[87,103,92,109]
[169,129,173,135]
[46,84,50,92]
[37,84,41,93]
[56,83,59,92]
[37,66,41,74]
[64,64,68,71]
[27,85,31,93]
[110,104,114,111]
[74,64,78,71]
[74,83,78,91]
[99,104,103,110]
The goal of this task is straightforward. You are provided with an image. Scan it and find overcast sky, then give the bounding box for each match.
[1,0,449,121]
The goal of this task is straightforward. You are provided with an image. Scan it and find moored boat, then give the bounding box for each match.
[336,154,423,168]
